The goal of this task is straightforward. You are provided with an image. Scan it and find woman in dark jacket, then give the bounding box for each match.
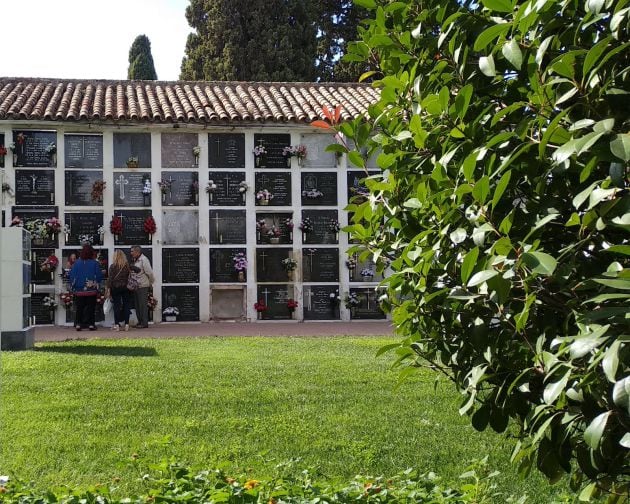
[106,249,131,331]
[69,244,103,331]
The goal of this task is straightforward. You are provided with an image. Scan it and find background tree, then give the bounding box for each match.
[322,0,629,498]
[127,35,158,80]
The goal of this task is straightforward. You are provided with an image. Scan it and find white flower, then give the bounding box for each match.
[0,475,8,484]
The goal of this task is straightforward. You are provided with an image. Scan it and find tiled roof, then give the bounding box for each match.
[0,78,380,125]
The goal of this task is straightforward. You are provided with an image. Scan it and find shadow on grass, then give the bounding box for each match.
[36,345,158,357]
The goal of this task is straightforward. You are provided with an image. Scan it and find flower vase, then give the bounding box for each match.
[238,271,245,282]
[50,153,57,166]
[165,315,177,322]
[127,161,138,169]
[297,157,303,167]
[13,153,18,165]
[269,237,280,244]
[209,193,213,203]
[195,193,199,204]
[255,155,263,167]
[287,270,293,281]
[289,310,295,319]
[194,155,199,167]
[257,311,262,320]
[162,192,166,203]
[260,199,269,206]
[242,193,246,203]
[286,156,292,168]
[149,234,153,243]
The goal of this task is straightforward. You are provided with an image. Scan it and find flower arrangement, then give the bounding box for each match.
[147,293,158,311]
[360,268,374,278]
[233,252,248,272]
[287,299,299,311]
[206,180,217,193]
[299,218,313,233]
[302,188,324,199]
[25,219,48,240]
[142,179,152,195]
[345,292,360,308]
[253,145,267,156]
[60,292,73,308]
[10,216,23,227]
[78,234,94,245]
[45,142,56,155]
[163,306,180,316]
[91,180,106,203]
[127,156,139,168]
[256,218,267,232]
[267,225,281,238]
[144,216,157,235]
[282,145,307,158]
[328,219,340,233]
[281,257,298,271]
[285,218,294,230]
[0,145,7,156]
[256,189,274,202]
[239,181,249,193]
[45,217,62,235]
[193,145,201,159]
[97,225,106,237]
[329,290,341,304]
[345,257,357,270]
[40,254,59,273]
[43,295,58,308]
[110,215,123,236]
[158,179,171,194]
[254,299,267,312]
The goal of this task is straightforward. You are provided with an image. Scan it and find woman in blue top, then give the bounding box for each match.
[69,244,103,331]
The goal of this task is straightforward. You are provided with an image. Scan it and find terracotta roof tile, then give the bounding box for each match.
[0,77,379,125]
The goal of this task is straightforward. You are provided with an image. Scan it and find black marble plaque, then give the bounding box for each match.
[162,286,199,322]
[253,134,291,168]
[302,210,339,245]
[31,293,55,325]
[113,172,151,207]
[160,171,198,206]
[210,248,247,283]
[162,210,199,245]
[347,171,378,204]
[12,130,57,167]
[119,248,153,267]
[161,133,199,168]
[32,248,56,285]
[114,133,151,168]
[15,170,55,205]
[209,210,247,244]
[254,172,291,206]
[256,248,292,282]
[303,285,340,320]
[162,247,199,283]
[13,206,59,249]
[64,134,103,168]
[302,248,339,282]
[208,133,245,168]
[301,172,338,206]
[65,213,103,246]
[113,210,152,246]
[349,288,386,319]
[256,212,293,245]
[347,251,379,282]
[0,133,4,168]
[208,171,247,206]
[256,284,293,320]
[65,170,104,206]
[23,263,30,295]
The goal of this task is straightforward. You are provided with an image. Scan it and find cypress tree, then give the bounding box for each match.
[128,35,158,80]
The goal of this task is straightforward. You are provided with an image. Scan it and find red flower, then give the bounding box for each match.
[254,299,267,312]
[287,299,298,311]
[0,146,7,156]
[110,216,123,236]
[143,216,156,235]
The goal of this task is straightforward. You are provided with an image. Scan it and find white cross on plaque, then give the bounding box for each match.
[115,174,129,200]
[214,136,222,154]
[259,250,268,271]
[306,249,316,272]
[261,287,271,305]
[224,174,231,196]
[211,213,223,243]
[168,175,174,202]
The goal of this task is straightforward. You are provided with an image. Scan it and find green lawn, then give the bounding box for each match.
[0,337,566,501]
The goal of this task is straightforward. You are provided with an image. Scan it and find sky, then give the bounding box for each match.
[1,0,191,81]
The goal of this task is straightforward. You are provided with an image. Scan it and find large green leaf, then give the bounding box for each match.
[461,247,480,284]
[610,133,630,162]
[481,0,513,12]
[584,411,611,450]
[479,55,496,77]
[474,23,510,51]
[502,39,523,70]
[467,269,498,287]
[522,251,558,275]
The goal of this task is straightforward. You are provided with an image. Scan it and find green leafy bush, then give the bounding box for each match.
[323,0,629,498]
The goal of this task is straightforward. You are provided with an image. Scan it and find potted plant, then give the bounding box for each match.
[282,257,298,280]
[254,298,267,319]
[238,181,248,202]
[91,180,106,204]
[287,298,299,318]
[283,144,307,167]
[345,257,357,270]
[60,292,73,309]
[360,267,375,282]
[267,225,281,244]
[158,178,172,203]
[253,145,267,167]
[143,216,157,240]
[256,189,273,205]
[25,219,47,245]
[345,292,360,316]
[285,218,294,240]
[328,219,340,240]
[110,215,123,238]
[256,218,267,241]
[45,217,62,237]
[127,156,139,169]
[43,295,58,321]
[299,217,314,238]
[193,145,200,166]
[163,306,180,322]
[206,180,217,202]
[46,142,57,166]
[40,254,59,274]
[233,252,247,282]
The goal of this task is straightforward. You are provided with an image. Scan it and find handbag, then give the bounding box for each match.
[103,297,113,315]
[127,274,139,291]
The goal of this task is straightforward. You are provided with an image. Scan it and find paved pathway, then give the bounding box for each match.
[35,321,394,342]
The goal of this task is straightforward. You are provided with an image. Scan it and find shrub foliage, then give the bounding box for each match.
[328,0,629,498]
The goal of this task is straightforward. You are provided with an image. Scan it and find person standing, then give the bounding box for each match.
[69,244,103,331]
[130,245,154,328]
[106,250,131,331]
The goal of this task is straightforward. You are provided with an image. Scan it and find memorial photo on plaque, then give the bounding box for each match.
[301,172,338,206]
[31,293,56,325]
[113,210,152,246]
[113,172,151,207]
[31,248,56,285]
[114,133,151,168]
[162,247,199,284]
[13,206,59,249]
[301,210,339,245]
[256,248,292,283]
[256,284,293,320]
[303,285,340,320]
[208,171,246,206]
[253,134,291,168]
[161,133,199,168]
[254,172,291,206]
[256,212,293,245]
[208,133,245,168]
[349,288,385,320]
[12,130,57,167]
[160,171,199,206]
[65,170,104,206]
[210,248,247,283]
[162,285,199,322]
[302,248,339,283]
[209,210,246,244]
[64,134,103,168]
[15,170,55,205]
[64,213,104,246]
[299,133,337,168]
[162,210,198,245]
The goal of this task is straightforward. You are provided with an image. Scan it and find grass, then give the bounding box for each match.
[0,337,566,501]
